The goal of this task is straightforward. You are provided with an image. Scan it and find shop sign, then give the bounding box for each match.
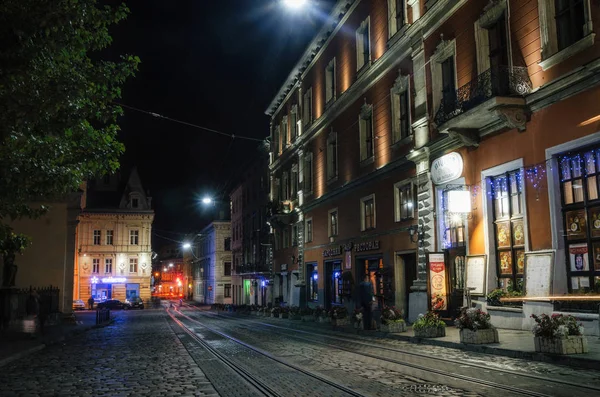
[323,246,342,257]
[354,240,380,252]
[428,253,448,311]
[431,152,463,185]
[91,276,126,284]
[281,263,288,271]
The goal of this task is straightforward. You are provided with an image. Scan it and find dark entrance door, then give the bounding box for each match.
[325,260,342,309]
[446,247,466,318]
[395,253,416,319]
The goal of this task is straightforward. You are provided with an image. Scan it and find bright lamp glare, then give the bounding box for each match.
[283,0,307,9]
[202,197,213,205]
[182,242,191,249]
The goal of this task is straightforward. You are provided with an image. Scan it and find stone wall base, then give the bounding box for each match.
[380,321,407,333]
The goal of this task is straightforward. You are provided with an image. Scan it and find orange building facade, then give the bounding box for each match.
[266,0,600,332]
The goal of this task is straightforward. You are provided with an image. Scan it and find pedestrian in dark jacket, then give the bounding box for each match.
[88,296,94,310]
[358,275,374,330]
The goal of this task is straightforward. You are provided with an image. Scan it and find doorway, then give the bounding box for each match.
[394,252,416,319]
[325,260,342,309]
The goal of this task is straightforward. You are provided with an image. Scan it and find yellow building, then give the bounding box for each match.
[74,168,154,303]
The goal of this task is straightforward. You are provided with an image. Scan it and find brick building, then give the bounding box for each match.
[230,149,272,306]
[266,0,600,332]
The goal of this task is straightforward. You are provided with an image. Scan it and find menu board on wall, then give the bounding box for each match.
[465,255,486,296]
[524,250,555,297]
[428,253,447,311]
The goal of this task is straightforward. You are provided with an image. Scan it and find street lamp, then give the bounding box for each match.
[182,242,191,249]
[282,0,308,9]
[201,197,213,205]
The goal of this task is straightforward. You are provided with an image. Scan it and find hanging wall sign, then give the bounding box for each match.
[323,246,342,257]
[428,253,448,311]
[354,240,380,252]
[431,152,463,185]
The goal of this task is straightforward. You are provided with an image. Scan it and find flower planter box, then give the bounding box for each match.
[288,314,301,321]
[301,315,315,322]
[414,327,446,338]
[332,318,349,327]
[534,336,589,354]
[380,321,406,333]
[459,328,499,344]
[318,316,330,324]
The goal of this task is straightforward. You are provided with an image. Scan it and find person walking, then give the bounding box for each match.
[358,274,375,330]
[87,296,94,310]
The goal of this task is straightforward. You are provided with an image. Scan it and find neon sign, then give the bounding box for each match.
[90,276,127,284]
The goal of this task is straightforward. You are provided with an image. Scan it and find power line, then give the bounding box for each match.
[115,102,265,142]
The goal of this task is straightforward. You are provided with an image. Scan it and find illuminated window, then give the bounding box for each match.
[105,258,113,274]
[355,17,371,71]
[394,182,414,221]
[360,195,376,231]
[327,131,338,181]
[307,263,318,301]
[129,258,138,273]
[93,230,101,245]
[328,209,338,237]
[92,259,100,274]
[106,230,113,245]
[359,104,374,162]
[129,230,139,245]
[325,58,336,104]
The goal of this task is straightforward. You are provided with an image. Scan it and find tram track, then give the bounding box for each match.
[167,306,366,397]
[181,305,600,397]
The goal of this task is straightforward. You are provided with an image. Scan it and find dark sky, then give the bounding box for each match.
[106,0,335,240]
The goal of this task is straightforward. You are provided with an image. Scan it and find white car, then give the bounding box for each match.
[72,299,86,310]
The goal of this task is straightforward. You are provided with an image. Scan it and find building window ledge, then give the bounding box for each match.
[539,33,596,71]
[391,135,413,150]
[387,24,409,49]
[356,62,372,80]
[360,156,375,167]
[326,175,338,186]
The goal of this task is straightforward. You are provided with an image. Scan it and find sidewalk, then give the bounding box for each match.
[219,310,600,370]
[0,311,107,367]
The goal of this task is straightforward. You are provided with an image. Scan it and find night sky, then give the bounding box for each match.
[107,0,336,242]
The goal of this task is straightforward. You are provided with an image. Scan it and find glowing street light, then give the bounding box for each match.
[169,263,174,267]
[201,197,213,205]
[182,242,191,249]
[283,0,308,9]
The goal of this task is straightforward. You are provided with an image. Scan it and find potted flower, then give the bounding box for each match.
[314,306,329,323]
[300,307,314,321]
[329,306,349,327]
[288,306,301,320]
[455,307,499,344]
[413,311,446,338]
[531,313,588,354]
[351,308,363,331]
[379,306,406,333]
[271,306,281,318]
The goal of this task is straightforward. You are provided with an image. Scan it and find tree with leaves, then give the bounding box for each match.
[0,0,139,286]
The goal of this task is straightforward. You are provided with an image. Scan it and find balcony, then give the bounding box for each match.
[434,66,532,142]
[236,263,271,276]
[266,200,296,228]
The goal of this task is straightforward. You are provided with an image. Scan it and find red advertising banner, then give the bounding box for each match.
[428,253,447,311]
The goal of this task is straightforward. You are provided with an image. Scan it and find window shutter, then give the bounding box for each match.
[388,0,397,38]
[474,20,490,75]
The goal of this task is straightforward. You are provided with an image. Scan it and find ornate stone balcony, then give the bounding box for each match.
[434,66,533,145]
[266,200,296,228]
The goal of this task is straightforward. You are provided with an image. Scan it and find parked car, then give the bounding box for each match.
[72,299,86,310]
[97,299,125,310]
[125,297,144,310]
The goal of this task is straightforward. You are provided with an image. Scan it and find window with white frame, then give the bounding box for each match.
[302,87,313,127]
[305,218,313,243]
[129,230,139,245]
[129,258,138,273]
[356,17,371,71]
[290,105,298,141]
[431,38,456,116]
[394,182,414,221]
[360,195,376,231]
[304,152,313,193]
[391,73,411,143]
[105,258,113,274]
[291,164,298,199]
[282,116,289,147]
[92,258,100,274]
[327,131,338,181]
[388,0,407,38]
[538,0,593,70]
[325,58,336,104]
[106,230,114,245]
[359,103,374,162]
[93,230,101,245]
[328,209,339,237]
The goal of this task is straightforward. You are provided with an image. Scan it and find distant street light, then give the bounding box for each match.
[169,263,174,267]
[283,0,308,9]
[201,197,213,205]
[182,242,191,249]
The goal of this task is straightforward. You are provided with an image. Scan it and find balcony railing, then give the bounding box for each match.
[434,66,532,127]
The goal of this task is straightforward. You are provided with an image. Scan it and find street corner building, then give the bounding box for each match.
[265,0,600,332]
[74,168,154,304]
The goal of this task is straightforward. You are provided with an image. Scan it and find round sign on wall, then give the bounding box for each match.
[431,152,463,185]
